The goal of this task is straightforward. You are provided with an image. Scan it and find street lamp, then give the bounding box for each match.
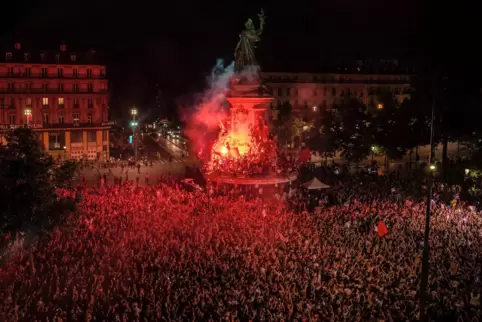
[131,106,138,160]
[24,107,32,127]
[377,103,383,110]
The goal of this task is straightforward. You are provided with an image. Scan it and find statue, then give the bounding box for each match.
[234,9,266,73]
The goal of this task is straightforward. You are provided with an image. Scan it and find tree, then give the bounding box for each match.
[370,93,413,160]
[0,128,76,232]
[272,101,293,147]
[322,98,374,163]
[308,109,339,160]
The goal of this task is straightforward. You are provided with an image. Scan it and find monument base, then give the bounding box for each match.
[206,173,296,186]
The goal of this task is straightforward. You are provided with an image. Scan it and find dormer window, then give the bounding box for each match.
[24,53,29,61]
[14,43,21,50]
[6,52,12,61]
[40,53,46,61]
[56,54,60,63]
[70,54,76,62]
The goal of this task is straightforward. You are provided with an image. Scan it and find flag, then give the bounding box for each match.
[377,221,389,237]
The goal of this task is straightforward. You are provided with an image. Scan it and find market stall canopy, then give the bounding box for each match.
[303,177,330,190]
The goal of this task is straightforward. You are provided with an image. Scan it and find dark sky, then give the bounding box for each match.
[2,0,471,122]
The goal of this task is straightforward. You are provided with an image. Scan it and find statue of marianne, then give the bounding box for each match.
[234,9,266,73]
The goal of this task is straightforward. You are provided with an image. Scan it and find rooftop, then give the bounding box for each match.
[0,42,104,66]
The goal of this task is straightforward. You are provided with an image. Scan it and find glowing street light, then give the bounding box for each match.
[131,106,138,160]
[377,103,383,110]
[24,107,32,127]
[312,105,317,112]
[429,164,436,171]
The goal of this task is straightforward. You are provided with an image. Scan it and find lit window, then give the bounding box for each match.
[58,97,64,105]
[26,97,32,106]
[42,97,49,106]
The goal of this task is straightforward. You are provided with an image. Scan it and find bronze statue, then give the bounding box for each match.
[234,9,266,72]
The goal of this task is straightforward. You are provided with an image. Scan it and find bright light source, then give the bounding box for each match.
[429,164,436,171]
[220,146,228,155]
[24,108,32,116]
[131,107,138,116]
[377,103,383,110]
[371,145,375,151]
[312,106,317,112]
[465,168,470,175]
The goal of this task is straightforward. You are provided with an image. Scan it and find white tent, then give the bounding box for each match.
[303,177,330,190]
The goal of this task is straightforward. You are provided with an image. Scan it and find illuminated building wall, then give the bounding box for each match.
[0,43,110,161]
[261,61,413,119]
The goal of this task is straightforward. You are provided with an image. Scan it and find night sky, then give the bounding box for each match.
[0,0,476,122]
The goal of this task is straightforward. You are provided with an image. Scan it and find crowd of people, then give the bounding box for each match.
[0,170,481,321]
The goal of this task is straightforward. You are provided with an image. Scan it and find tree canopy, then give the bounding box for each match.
[0,128,77,233]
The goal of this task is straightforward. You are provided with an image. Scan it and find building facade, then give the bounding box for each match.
[0,43,110,160]
[261,60,414,116]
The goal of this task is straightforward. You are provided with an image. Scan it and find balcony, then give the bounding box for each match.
[0,88,108,94]
[0,73,106,79]
[0,122,110,131]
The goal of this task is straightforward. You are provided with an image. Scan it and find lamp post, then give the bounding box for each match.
[420,91,436,322]
[24,107,32,127]
[131,106,138,160]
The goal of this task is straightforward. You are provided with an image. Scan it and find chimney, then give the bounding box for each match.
[14,42,21,50]
[60,43,67,52]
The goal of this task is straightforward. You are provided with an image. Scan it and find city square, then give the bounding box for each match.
[0,3,481,322]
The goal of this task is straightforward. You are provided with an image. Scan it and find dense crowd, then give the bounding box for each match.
[0,173,481,321]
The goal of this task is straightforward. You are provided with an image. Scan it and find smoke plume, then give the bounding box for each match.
[181,59,235,159]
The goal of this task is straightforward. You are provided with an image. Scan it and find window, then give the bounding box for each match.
[55,54,60,63]
[286,88,290,96]
[1,98,5,108]
[100,68,105,77]
[87,69,92,78]
[57,68,63,77]
[9,115,15,125]
[73,84,79,92]
[25,68,31,76]
[73,69,78,77]
[87,83,93,92]
[7,67,13,76]
[43,113,49,125]
[73,98,79,108]
[70,54,76,62]
[73,112,80,125]
[87,113,93,123]
[88,98,93,108]
[26,97,32,106]
[42,83,48,90]
[58,112,64,124]
[277,88,282,96]
[40,53,45,61]
[42,97,49,106]
[332,88,336,96]
[48,132,64,150]
[58,83,64,92]
[6,52,12,61]
[58,97,64,106]
[8,82,14,91]
[41,68,47,77]
[24,53,29,61]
